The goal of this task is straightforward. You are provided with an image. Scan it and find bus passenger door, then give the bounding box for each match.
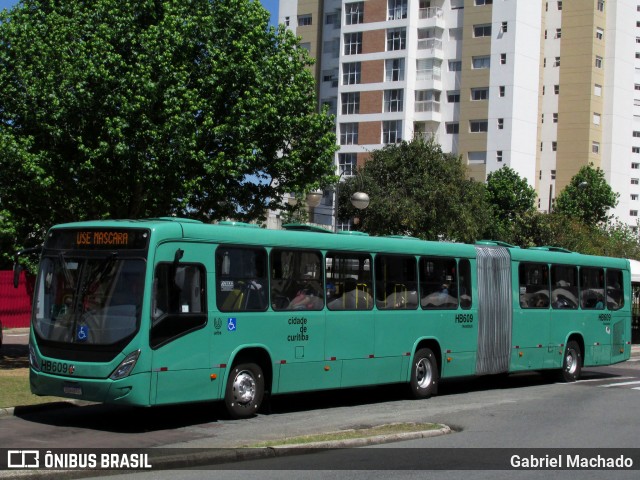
[149,243,213,405]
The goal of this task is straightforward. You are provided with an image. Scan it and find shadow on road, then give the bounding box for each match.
[13,367,624,434]
[0,343,29,369]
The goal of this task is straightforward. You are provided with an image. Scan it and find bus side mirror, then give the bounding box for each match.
[13,262,22,289]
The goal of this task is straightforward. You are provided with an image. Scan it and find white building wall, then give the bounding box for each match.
[603,0,635,226]
[486,1,542,187]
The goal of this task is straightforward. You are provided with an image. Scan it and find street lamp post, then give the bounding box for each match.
[334,172,369,232]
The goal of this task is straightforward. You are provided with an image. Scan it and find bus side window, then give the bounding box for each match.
[580,267,605,310]
[215,246,268,312]
[375,255,418,310]
[271,249,324,311]
[551,265,578,309]
[326,252,373,311]
[606,269,624,311]
[419,256,458,310]
[150,263,207,349]
[519,263,550,309]
[458,259,472,309]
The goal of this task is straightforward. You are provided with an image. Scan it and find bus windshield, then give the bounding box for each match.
[33,255,146,345]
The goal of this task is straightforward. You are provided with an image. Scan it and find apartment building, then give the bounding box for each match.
[279,0,637,230]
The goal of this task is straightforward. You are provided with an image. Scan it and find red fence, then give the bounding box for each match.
[0,270,34,328]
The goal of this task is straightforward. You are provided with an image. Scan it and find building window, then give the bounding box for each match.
[416,58,441,81]
[593,113,601,125]
[554,57,561,67]
[298,14,312,26]
[448,60,462,71]
[447,90,460,103]
[594,84,602,96]
[633,163,640,169]
[501,22,508,33]
[415,90,440,112]
[446,122,459,134]
[471,87,489,101]
[474,0,493,5]
[592,141,600,154]
[595,56,603,68]
[468,151,487,163]
[388,0,408,20]
[344,32,362,55]
[497,118,504,129]
[474,24,492,37]
[633,147,640,154]
[497,150,503,162]
[499,86,506,97]
[632,210,639,217]
[470,120,488,133]
[384,89,404,112]
[338,153,357,176]
[551,170,556,180]
[385,58,405,81]
[634,131,640,138]
[554,84,560,94]
[596,28,604,40]
[555,28,561,38]
[632,194,639,200]
[472,55,491,69]
[541,113,544,123]
[632,178,640,185]
[552,141,558,151]
[382,120,402,144]
[342,62,361,85]
[340,123,359,145]
[557,0,562,10]
[553,113,558,123]
[597,1,604,12]
[345,2,364,25]
[387,28,407,51]
[341,92,360,115]
[500,53,507,64]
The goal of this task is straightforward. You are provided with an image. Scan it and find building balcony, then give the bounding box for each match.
[414,102,442,123]
[417,38,443,59]
[419,7,445,29]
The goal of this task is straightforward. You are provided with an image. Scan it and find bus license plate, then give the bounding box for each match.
[63,383,82,396]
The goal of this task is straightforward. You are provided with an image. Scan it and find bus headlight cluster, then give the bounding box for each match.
[109,350,141,380]
[29,343,41,372]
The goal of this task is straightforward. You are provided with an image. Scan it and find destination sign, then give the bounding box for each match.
[45,228,150,251]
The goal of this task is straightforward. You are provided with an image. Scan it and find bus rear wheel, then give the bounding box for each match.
[224,362,264,419]
[410,348,438,399]
[561,341,582,382]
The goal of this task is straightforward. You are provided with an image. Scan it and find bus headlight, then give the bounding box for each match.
[110,350,141,380]
[29,343,41,372]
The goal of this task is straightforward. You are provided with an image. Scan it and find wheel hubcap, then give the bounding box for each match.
[565,349,577,374]
[416,358,432,388]
[233,371,256,405]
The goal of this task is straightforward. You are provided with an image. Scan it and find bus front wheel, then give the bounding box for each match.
[561,341,582,382]
[224,362,264,419]
[410,348,439,399]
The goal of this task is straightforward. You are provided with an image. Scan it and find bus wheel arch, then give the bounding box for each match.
[409,341,441,399]
[224,347,272,419]
[561,336,584,382]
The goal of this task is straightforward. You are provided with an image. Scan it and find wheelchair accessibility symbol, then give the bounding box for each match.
[76,325,89,342]
[227,318,237,332]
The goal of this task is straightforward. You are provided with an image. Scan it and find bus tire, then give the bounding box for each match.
[224,362,264,419]
[561,340,582,382]
[410,348,438,399]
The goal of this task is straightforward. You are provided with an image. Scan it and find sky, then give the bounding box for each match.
[0,0,279,26]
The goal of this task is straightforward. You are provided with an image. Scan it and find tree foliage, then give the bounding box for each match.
[337,137,490,243]
[485,166,537,243]
[553,163,619,225]
[0,0,336,266]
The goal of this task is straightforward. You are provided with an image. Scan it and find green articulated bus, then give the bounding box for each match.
[22,218,632,418]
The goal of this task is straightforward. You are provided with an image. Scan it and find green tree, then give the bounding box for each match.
[337,137,490,243]
[554,164,619,225]
[484,166,537,244]
[0,0,336,266]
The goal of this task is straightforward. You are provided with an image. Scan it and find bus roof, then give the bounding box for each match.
[48,218,630,269]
